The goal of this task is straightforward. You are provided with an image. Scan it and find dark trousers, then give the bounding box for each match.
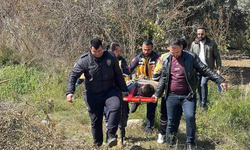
[104,100,129,129]
[198,74,209,107]
[119,100,129,129]
[145,102,158,131]
[85,88,121,145]
[166,93,196,145]
[158,97,167,135]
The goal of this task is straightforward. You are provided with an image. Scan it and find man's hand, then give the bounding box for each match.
[151,95,158,103]
[67,94,74,103]
[220,82,228,92]
[217,70,221,75]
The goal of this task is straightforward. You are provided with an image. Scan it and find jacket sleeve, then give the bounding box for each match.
[213,42,222,70]
[113,57,129,92]
[121,57,130,76]
[154,60,168,97]
[152,54,164,81]
[193,53,225,84]
[129,56,139,74]
[189,42,195,52]
[66,58,86,95]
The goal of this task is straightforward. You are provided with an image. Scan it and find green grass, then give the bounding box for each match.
[1,64,250,149]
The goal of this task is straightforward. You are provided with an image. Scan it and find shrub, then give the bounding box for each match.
[0,46,20,66]
[0,65,43,100]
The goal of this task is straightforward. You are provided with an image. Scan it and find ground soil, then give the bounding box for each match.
[221,50,250,86]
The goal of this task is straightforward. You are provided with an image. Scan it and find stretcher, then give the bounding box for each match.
[123,96,156,103]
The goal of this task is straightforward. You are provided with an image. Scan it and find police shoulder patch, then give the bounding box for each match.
[106,59,112,66]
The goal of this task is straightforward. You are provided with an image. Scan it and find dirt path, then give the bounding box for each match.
[221,51,250,85]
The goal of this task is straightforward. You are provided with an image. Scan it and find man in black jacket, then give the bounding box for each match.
[66,38,128,148]
[152,38,227,150]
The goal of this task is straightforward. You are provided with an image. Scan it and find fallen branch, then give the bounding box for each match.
[0,79,10,84]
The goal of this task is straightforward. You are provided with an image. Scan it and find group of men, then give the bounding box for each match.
[66,26,228,150]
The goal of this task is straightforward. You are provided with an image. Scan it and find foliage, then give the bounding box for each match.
[0,46,20,66]
[196,83,250,149]
[0,65,43,100]
[0,101,91,149]
[1,64,250,149]
[1,0,248,65]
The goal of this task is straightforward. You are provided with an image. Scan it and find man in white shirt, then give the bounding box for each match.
[190,26,222,110]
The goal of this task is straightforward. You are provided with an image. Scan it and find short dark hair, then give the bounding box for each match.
[180,38,187,50]
[143,40,153,47]
[168,38,183,47]
[109,42,120,52]
[141,84,155,97]
[197,26,206,32]
[90,38,102,49]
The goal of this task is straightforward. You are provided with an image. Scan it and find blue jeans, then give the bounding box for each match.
[198,74,209,107]
[166,93,196,145]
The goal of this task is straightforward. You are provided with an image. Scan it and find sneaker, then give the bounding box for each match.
[106,134,117,148]
[130,103,140,113]
[157,133,166,144]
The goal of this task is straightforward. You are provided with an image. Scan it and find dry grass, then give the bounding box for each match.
[0,101,92,150]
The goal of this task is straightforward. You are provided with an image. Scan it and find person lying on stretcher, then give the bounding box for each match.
[116,80,156,137]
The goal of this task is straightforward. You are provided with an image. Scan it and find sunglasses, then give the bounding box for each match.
[197,33,204,36]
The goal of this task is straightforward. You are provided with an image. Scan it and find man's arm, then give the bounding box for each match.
[66,57,86,102]
[152,53,168,81]
[128,56,139,75]
[189,42,195,52]
[120,57,130,77]
[213,42,222,73]
[113,57,128,92]
[193,53,224,84]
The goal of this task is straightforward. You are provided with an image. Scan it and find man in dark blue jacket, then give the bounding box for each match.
[66,38,128,148]
[128,40,159,133]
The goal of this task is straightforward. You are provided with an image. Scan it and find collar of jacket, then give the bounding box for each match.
[139,51,157,59]
[194,36,211,44]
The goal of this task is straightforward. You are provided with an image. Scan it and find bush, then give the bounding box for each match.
[196,83,250,149]
[0,65,43,100]
[0,46,20,66]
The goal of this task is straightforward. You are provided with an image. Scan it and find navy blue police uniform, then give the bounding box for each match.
[66,51,128,146]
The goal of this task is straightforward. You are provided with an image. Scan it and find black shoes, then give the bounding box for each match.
[106,134,117,148]
[130,103,140,113]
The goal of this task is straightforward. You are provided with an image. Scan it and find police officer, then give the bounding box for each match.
[129,40,159,133]
[66,38,128,148]
[103,42,130,139]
